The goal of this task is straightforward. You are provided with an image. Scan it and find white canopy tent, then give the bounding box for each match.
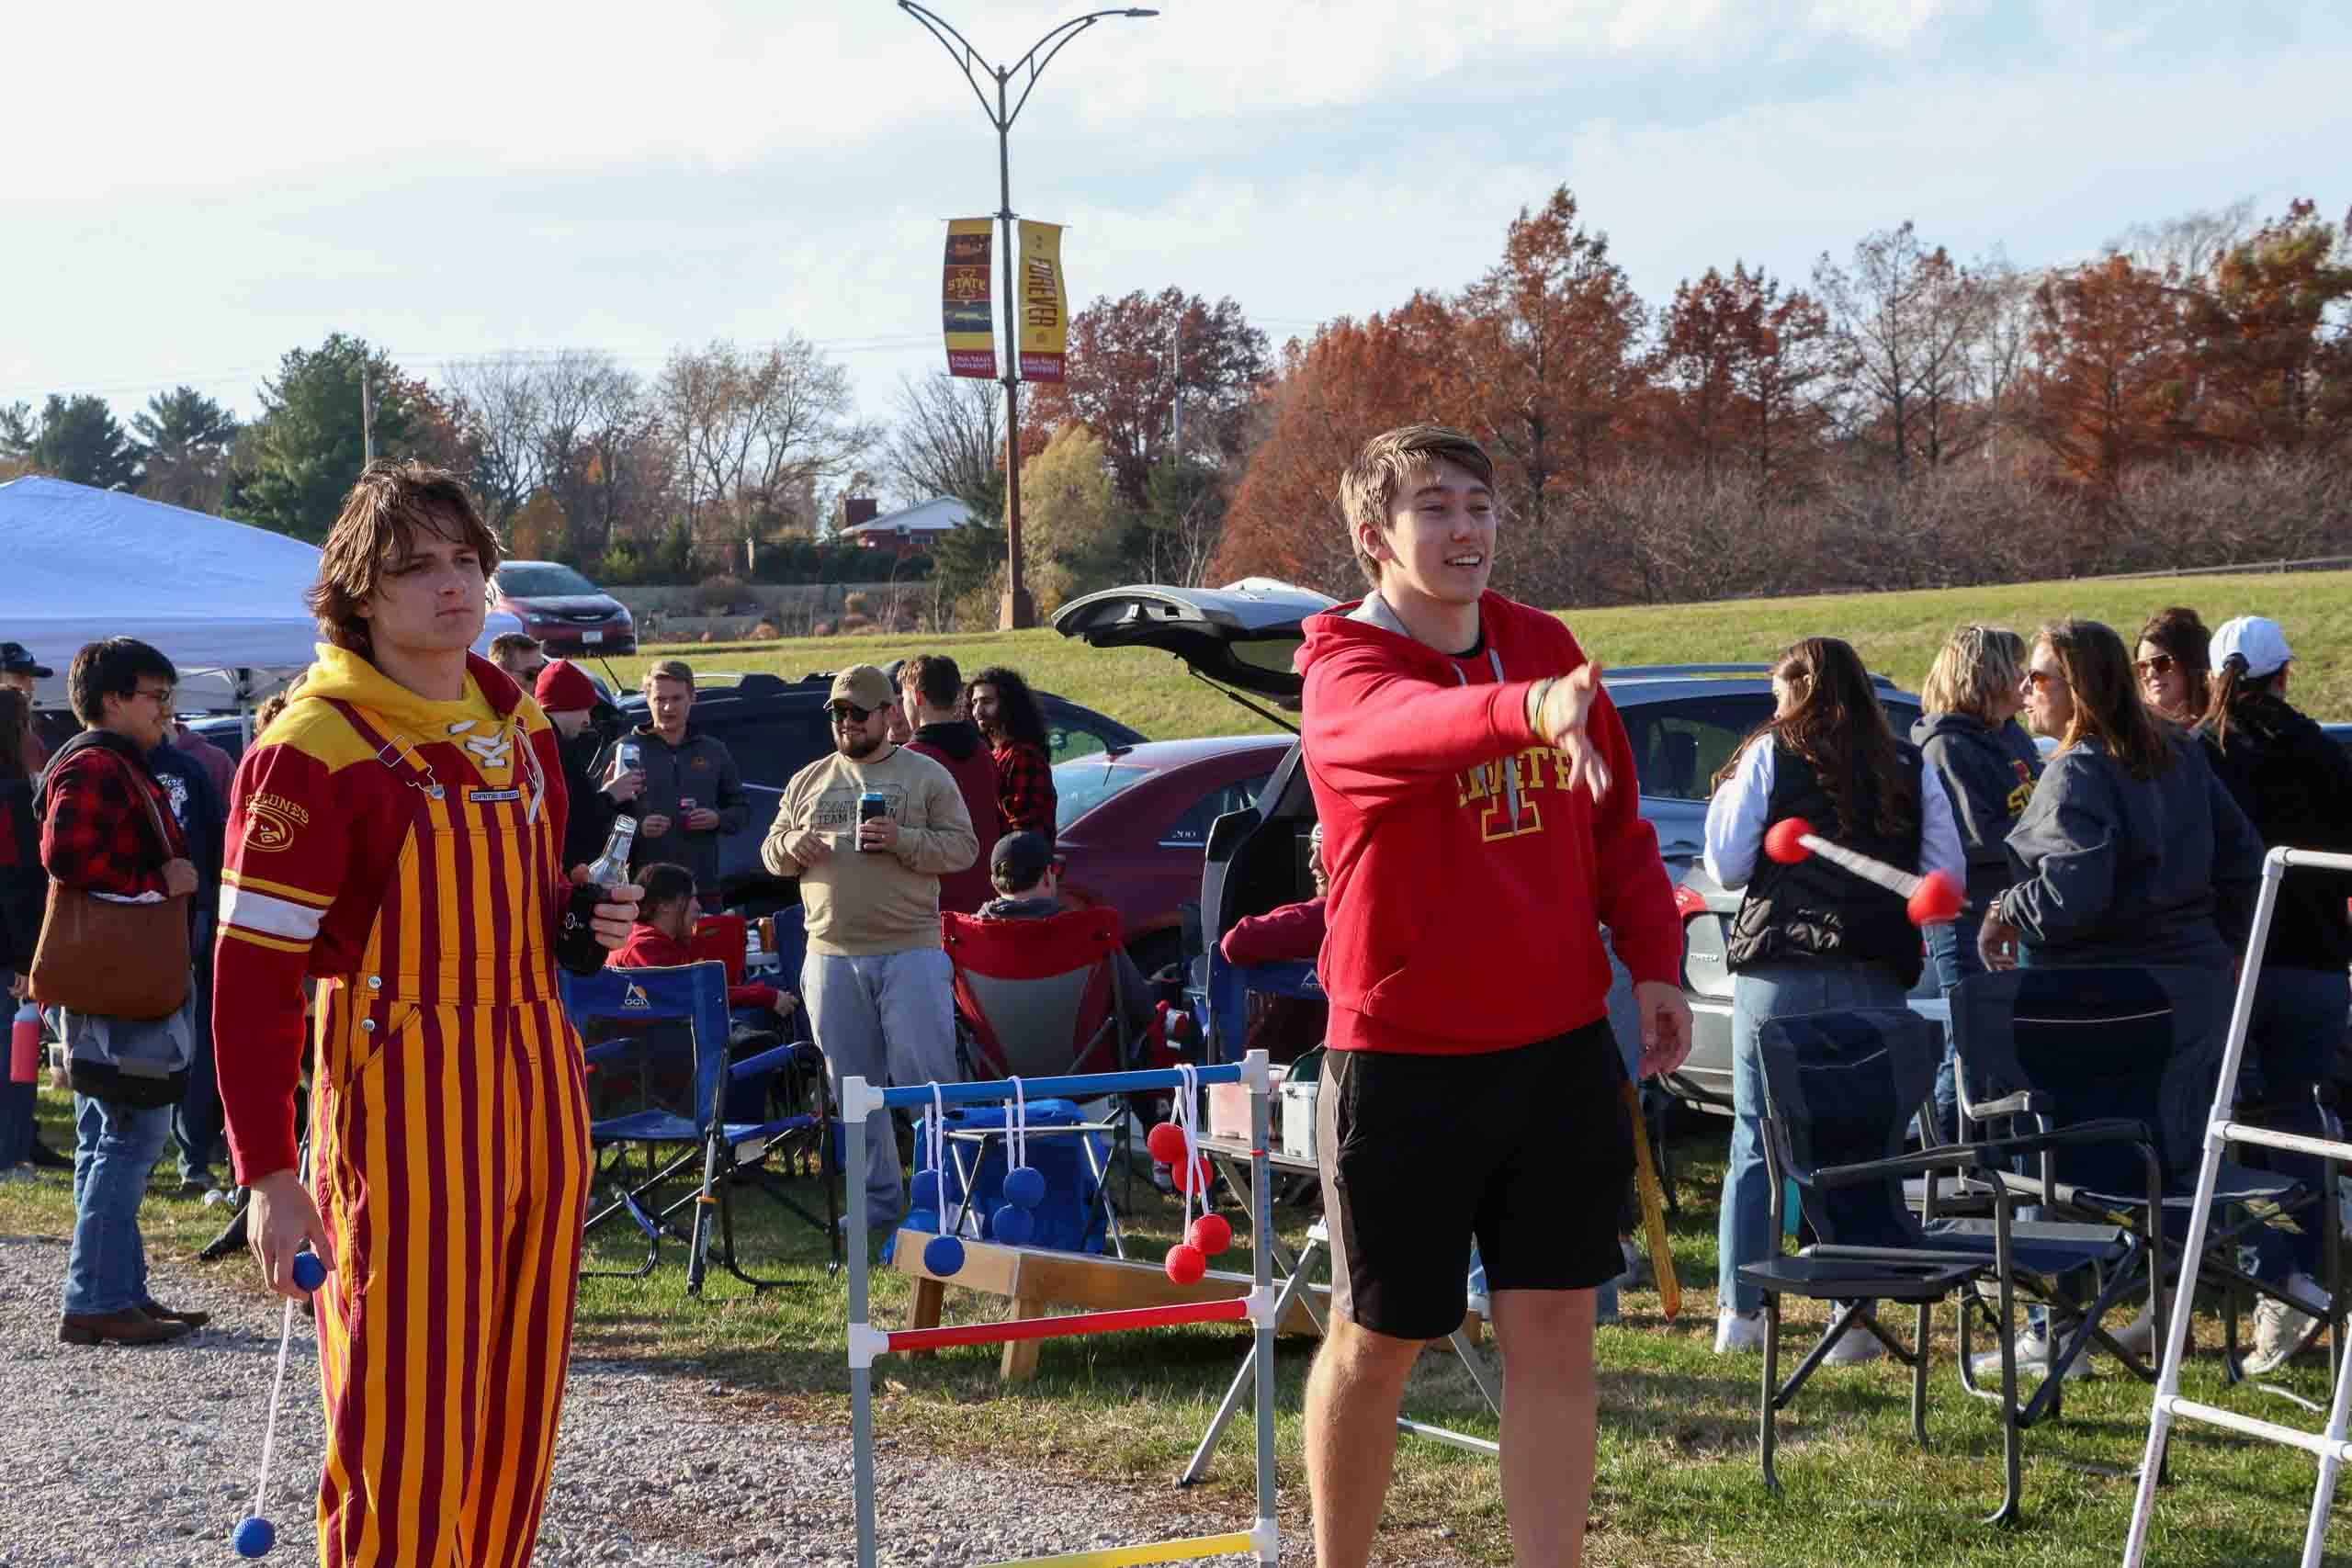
[0,476,523,715]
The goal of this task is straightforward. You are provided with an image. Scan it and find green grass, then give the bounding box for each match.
[8,1088,2347,1565]
[595,568,2352,739]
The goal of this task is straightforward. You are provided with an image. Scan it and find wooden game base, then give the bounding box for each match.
[889,1231,1484,1381]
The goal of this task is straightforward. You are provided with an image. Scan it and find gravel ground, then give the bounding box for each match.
[1,1231,1311,1568]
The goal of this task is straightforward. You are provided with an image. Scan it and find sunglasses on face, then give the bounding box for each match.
[2132,653,2178,679]
[2022,669,2068,692]
[829,703,877,724]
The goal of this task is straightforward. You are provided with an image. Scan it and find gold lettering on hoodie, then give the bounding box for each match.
[1451,745,1591,843]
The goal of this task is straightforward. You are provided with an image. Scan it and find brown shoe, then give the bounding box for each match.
[141,1299,212,1328]
[59,1307,193,1346]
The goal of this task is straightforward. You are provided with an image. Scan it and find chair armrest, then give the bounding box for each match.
[1815,1118,2153,1190]
[582,1038,641,1068]
[729,1043,798,1081]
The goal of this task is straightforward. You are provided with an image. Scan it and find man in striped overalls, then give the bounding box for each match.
[213,461,641,1567]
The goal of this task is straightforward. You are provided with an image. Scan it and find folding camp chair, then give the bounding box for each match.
[562,962,838,1292]
[943,908,1152,1230]
[1949,967,2333,1384]
[1741,1007,2157,1524]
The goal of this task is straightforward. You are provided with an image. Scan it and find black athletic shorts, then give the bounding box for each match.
[1317,1019,1633,1341]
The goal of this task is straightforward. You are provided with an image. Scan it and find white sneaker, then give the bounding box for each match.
[1820,1322,1885,1366]
[2245,1274,2332,1376]
[1714,1307,1768,1354]
[1971,1325,2088,1383]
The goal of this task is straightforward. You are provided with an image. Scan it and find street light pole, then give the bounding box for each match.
[898,1,1159,630]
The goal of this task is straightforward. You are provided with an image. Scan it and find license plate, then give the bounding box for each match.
[582,631,603,644]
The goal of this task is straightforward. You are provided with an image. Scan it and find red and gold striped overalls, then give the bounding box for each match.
[307,700,590,1568]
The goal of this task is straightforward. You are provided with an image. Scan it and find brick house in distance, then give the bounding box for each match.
[838,495,971,558]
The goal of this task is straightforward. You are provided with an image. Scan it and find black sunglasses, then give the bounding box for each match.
[829,703,878,724]
[2132,653,2178,678]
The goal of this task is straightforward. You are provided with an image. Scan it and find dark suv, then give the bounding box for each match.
[605,670,1145,886]
[1051,582,1931,1114]
[191,668,1145,892]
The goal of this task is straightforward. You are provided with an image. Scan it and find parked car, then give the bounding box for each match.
[1053,735,1297,983]
[491,560,637,656]
[1051,581,1933,1115]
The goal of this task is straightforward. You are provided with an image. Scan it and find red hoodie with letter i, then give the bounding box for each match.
[1296,591,1680,1056]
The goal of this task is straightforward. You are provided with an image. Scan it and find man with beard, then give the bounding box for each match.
[761,663,975,1228]
[535,659,627,870]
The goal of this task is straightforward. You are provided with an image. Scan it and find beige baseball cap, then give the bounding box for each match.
[827,664,895,713]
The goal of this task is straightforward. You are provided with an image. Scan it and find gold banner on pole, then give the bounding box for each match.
[942,218,996,378]
[1016,220,1068,384]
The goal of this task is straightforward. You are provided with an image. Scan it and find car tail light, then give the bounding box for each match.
[1673,886,1705,919]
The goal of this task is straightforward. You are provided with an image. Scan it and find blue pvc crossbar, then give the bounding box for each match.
[875,1063,1243,1111]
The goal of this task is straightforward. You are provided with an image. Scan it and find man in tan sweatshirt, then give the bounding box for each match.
[762,664,978,1226]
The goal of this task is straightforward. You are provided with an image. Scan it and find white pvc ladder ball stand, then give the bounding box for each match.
[2123,848,2352,1568]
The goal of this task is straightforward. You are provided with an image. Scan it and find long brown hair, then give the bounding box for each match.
[2041,618,2175,781]
[2202,649,2290,756]
[1713,637,1910,837]
[0,689,29,782]
[307,460,500,658]
[2136,605,2212,721]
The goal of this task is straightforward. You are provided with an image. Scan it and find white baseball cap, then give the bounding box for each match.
[2209,616,2293,680]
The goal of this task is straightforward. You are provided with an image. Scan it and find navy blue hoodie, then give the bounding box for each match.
[2200,693,2352,974]
[2001,730,2262,969]
[1912,712,2042,912]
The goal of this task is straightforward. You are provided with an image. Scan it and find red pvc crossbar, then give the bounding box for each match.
[885,1296,1250,1355]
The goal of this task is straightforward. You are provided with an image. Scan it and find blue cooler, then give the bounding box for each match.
[910,1097,1108,1255]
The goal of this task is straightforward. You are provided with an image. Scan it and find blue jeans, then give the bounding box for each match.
[62,1093,173,1315]
[2242,966,2351,1285]
[171,940,223,1183]
[1923,908,1988,1142]
[1719,963,1910,1314]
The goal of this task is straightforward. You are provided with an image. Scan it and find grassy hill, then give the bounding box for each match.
[602,568,2352,739]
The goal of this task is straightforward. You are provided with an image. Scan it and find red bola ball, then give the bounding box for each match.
[1164,1243,1207,1285]
[1146,1122,1190,1165]
[1763,818,1814,864]
[1907,868,1964,927]
[1187,1213,1232,1256]
[1171,1156,1209,1194]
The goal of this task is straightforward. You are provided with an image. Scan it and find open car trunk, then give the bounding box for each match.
[1049,579,1336,707]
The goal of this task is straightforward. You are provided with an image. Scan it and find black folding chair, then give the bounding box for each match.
[1742,1007,2157,1525]
[1949,967,2334,1384]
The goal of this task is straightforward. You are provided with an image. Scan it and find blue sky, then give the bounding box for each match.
[6,0,2347,434]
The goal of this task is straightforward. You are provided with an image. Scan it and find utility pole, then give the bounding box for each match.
[360,374,376,466]
[1170,313,1184,462]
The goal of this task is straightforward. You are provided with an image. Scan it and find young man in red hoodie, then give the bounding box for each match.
[897,654,999,916]
[1296,423,1690,1568]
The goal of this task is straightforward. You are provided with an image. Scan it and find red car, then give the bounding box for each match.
[1052,735,1296,980]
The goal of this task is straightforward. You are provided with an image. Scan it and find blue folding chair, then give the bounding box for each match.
[561,961,838,1293]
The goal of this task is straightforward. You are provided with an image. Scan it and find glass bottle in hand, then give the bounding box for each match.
[584,817,637,892]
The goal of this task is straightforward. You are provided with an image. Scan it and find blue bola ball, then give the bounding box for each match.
[922,1234,967,1276]
[991,1203,1035,1246]
[904,1207,940,1235]
[1002,1166,1046,1210]
[910,1169,943,1210]
[232,1515,277,1558]
[291,1251,327,1294]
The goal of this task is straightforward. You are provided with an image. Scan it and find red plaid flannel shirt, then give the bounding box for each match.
[40,745,187,899]
[992,739,1057,837]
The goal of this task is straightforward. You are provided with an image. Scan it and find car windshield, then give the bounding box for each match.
[498,564,601,597]
[1053,756,1152,832]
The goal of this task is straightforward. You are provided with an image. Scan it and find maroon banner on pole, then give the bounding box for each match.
[943,218,996,378]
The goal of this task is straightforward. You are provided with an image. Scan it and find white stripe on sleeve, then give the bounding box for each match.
[219,885,326,942]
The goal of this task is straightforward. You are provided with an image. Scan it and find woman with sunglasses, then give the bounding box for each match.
[1703,637,1964,1359]
[2135,605,2213,727]
[2196,616,2352,1371]
[1911,625,2041,1140]
[1981,618,2259,975]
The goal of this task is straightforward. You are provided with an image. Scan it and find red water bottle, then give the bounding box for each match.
[9,1005,38,1086]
